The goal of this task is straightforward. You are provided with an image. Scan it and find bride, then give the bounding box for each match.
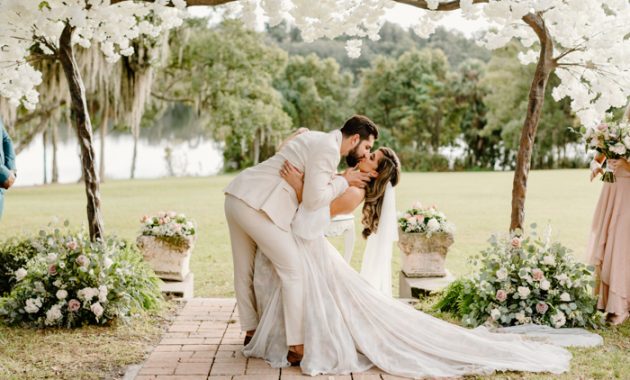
[244,146,572,378]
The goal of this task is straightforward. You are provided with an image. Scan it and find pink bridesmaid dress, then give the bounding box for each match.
[587,165,630,324]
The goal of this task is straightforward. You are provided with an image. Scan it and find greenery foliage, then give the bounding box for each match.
[0,226,163,328]
[434,225,603,329]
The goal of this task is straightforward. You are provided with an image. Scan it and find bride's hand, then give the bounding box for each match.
[280,161,304,202]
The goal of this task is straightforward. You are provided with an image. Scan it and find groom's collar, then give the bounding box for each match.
[332,129,342,151]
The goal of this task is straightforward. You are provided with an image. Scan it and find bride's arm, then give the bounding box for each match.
[281,161,365,214]
[330,187,365,217]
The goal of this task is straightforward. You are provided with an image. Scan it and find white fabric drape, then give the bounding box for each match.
[359,182,398,297]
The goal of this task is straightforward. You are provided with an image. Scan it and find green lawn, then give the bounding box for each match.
[0,170,603,297]
[0,170,628,379]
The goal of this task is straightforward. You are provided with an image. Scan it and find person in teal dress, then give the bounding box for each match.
[0,117,17,219]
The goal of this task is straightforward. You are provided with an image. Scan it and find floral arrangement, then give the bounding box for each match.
[434,225,603,329]
[0,227,163,328]
[582,120,630,182]
[140,211,196,249]
[398,201,455,236]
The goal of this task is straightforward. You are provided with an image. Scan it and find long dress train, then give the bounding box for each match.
[244,207,572,378]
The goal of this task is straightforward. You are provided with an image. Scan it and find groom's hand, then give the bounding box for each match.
[342,167,371,188]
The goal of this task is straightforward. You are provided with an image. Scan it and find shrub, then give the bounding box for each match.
[0,238,39,295]
[0,227,163,328]
[434,225,603,329]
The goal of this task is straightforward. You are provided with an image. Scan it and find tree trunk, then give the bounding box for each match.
[51,122,59,183]
[253,128,261,165]
[130,130,138,179]
[510,13,555,231]
[58,22,104,241]
[100,96,109,182]
[42,128,48,184]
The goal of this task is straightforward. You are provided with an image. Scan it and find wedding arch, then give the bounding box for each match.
[1,0,629,240]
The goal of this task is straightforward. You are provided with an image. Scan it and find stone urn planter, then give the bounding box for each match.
[397,229,454,278]
[136,235,196,281]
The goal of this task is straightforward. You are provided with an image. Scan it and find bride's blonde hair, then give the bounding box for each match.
[361,147,400,239]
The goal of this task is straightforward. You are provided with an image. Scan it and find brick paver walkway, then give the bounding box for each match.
[134,298,407,380]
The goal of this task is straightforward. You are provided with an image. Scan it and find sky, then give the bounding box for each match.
[189,3,489,38]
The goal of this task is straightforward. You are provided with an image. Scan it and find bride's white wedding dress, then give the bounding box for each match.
[244,205,572,378]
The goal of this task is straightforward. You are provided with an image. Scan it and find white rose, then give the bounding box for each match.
[517,286,531,299]
[542,255,556,266]
[46,252,58,263]
[623,135,630,149]
[427,218,440,232]
[514,311,527,324]
[610,142,627,156]
[45,305,63,325]
[560,292,571,302]
[91,302,104,318]
[53,279,63,287]
[555,273,568,284]
[551,311,566,328]
[24,297,42,314]
[103,257,113,269]
[78,287,98,301]
[496,268,508,281]
[540,279,551,291]
[98,285,108,303]
[56,289,68,300]
[490,308,501,320]
[15,268,27,281]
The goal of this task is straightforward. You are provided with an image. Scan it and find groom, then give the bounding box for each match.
[224,115,378,359]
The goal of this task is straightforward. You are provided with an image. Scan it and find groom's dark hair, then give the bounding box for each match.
[341,115,379,141]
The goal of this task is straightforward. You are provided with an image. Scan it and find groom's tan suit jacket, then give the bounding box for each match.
[224,129,349,231]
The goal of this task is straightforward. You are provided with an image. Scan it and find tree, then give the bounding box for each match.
[452,58,500,169]
[356,48,459,153]
[483,42,579,169]
[153,19,291,170]
[275,54,353,131]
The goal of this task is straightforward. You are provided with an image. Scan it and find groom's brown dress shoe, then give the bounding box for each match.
[287,350,302,367]
[244,335,253,346]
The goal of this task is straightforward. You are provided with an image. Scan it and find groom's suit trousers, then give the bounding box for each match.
[224,194,304,345]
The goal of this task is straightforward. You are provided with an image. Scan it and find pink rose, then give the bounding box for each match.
[496,289,507,302]
[532,268,544,281]
[65,240,78,251]
[140,215,150,223]
[511,237,522,248]
[76,255,90,268]
[158,218,166,225]
[536,302,549,314]
[68,299,81,312]
[48,264,57,276]
[596,123,608,131]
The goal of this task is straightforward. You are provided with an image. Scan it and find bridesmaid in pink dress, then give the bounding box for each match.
[587,156,630,325]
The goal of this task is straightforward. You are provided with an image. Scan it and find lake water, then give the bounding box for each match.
[14,131,223,187]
